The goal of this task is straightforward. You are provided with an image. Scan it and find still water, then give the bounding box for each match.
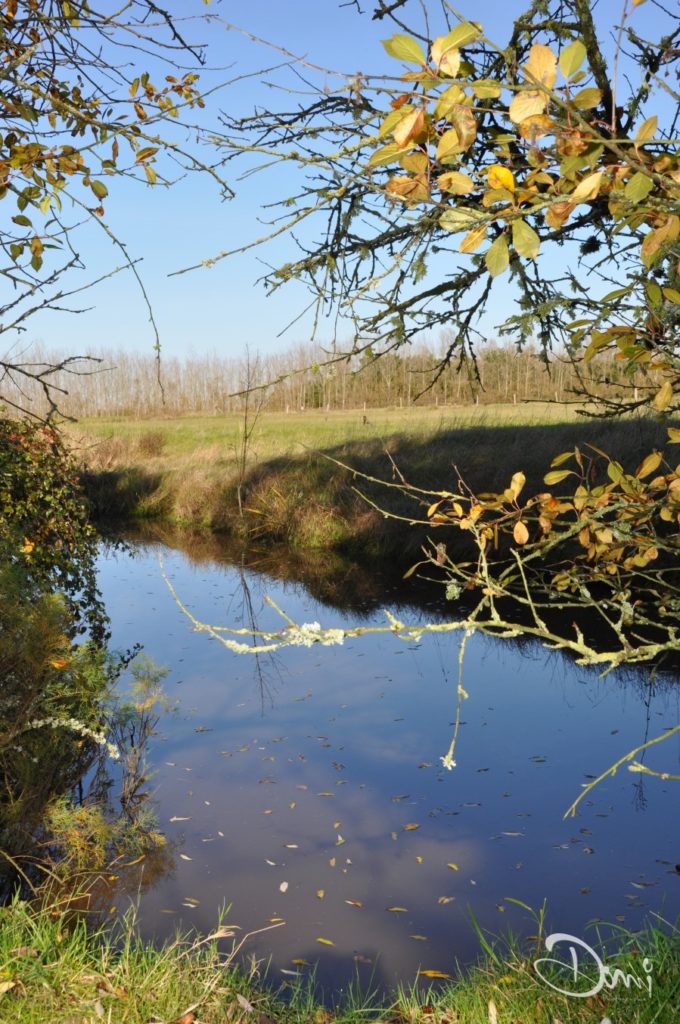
[98,535,680,994]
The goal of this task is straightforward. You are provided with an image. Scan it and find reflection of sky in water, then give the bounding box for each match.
[97,542,680,995]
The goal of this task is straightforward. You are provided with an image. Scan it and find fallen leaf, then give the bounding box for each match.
[416,855,424,864]
[387,906,408,912]
[237,994,254,1012]
[345,899,363,907]
[447,862,459,871]
[410,934,428,941]
[316,889,325,899]
[418,969,451,979]
[403,823,420,831]
[179,853,192,861]
[0,981,16,997]
[438,896,455,904]
[279,881,289,893]
[316,937,335,946]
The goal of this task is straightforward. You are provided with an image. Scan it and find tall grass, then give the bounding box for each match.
[70,408,674,559]
[1,896,677,1023]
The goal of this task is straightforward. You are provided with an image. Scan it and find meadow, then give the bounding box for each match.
[71,403,672,558]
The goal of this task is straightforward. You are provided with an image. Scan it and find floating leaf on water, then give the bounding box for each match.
[316,889,325,899]
[392,794,410,802]
[403,823,420,831]
[263,809,273,815]
[447,863,459,871]
[416,856,424,864]
[316,937,335,946]
[259,777,276,784]
[334,821,341,829]
[345,899,363,907]
[390,832,398,841]
[279,882,289,893]
[179,853,192,861]
[410,934,428,941]
[335,835,346,846]
[291,959,310,966]
[270,916,284,923]
[418,969,451,979]
[438,896,455,904]
[280,969,301,977]
[169,816,191,822]
[289,802,296,810]
[218,831,224,837]
[329,857,336,867]
[318,792,335,797]
[386,906,408,912]
[266,859,276,866]
[583,847,595,854]
[285,844,299,849]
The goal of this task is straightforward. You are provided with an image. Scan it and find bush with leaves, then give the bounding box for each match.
[0,415,106,640]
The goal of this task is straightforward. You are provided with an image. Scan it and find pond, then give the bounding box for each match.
[97,532,680,996]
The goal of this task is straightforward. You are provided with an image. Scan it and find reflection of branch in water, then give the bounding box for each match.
[234,556,286,716]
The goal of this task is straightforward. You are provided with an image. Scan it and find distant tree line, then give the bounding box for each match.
[4,338,643,419]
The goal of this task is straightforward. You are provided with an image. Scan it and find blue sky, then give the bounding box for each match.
[20,0,671,363]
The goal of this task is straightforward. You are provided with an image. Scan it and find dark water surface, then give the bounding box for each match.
[97,536,680,995]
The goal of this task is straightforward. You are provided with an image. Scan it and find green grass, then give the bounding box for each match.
[71,403,584,460]
[68,406,675,558]
[1,897,678,1023]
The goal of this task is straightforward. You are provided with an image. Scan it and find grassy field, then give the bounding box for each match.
[71,402,584,459]
[1,897,678,1024]
[69,404,673,557]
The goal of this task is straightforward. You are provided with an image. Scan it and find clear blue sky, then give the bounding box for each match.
[23,0,670,363]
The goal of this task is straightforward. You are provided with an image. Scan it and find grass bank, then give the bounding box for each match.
[1,897,678,1023]
[70,405,673,561]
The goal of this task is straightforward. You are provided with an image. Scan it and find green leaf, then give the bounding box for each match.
[544,469,574,485]
[624,172,654,204]
[90,180,108,200]
[662,287,680,305]
[471,79,502,99]
[559,39,586,79]
[12,214,32,227]
[439,207,483,233]
[571,87,602,110]
[382,34,427,66]
[550,450,574,467]
[511,218,540,259]
[441,22,482,49]
[485,234,509,277]
[368,143,403,168]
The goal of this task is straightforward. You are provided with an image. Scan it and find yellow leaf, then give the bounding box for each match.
[418,969,452,979]
[635,451,663,479]
[509,471,526,499]
[20,538,34,553]
[571,171,604,203]
[459,224,487,253]
[386,906,408,912]
[402,823,420,831]
[667,428,680,443]
[447,862,459,871]
[509,89,547,124]
[316,937,335,946]
[513,520,529,545]
[0,981,16,997]
[49,657,69,670]
[316,889,325,899]
[559,39,586,79]
[416,855,424,863]
[487,165,515,191]
[636,115,658,146]
[488,998,498,1024]
[653,380,673,412]
[437,170,474,194]
[393,108,425,148]
[523,43,557,89]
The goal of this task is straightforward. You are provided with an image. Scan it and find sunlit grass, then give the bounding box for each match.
[1,897,677,1023]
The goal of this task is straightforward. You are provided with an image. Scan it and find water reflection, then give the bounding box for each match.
[97,532,680,995]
